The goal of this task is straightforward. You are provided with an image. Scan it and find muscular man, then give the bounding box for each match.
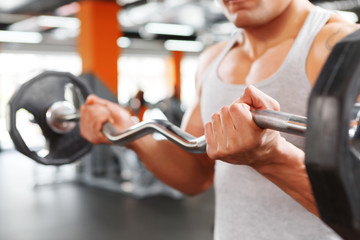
[80,0,358,239]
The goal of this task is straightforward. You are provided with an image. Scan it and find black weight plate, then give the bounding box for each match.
[306,29,360,239]
[8,71,93,165]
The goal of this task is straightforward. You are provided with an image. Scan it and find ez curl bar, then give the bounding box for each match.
[45,99,307,155]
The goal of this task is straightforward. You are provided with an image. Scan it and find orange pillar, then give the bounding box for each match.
[171,51,183,100]
[77,0,121,96]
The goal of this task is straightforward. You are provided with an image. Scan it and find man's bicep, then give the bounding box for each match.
[307,21,359,85]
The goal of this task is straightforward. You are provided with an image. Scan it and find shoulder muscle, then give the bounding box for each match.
[195,41,228,93]
[307,13,359,85]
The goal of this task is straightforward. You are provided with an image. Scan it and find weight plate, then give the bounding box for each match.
[7,71,93,165]
[306,29,360,239]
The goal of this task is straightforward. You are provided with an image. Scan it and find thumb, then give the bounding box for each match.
[85,94,97,105]
[239,85,280,111]
[85,94,110,106]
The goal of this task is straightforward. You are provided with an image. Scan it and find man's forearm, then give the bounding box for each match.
[254,137,319,216]
[128,135,215,195]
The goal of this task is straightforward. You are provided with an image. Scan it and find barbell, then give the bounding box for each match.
[8,74,309,166]
[6,30,360,239]
[45,98,307,150]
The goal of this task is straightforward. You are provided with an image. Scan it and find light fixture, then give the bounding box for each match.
[144,23,195,36]
[164,40,204,52]
[36,16,80,29]
[0,30,43,44]
[0,0,21,11]
[9,15,80,32]
[117,37,131,48]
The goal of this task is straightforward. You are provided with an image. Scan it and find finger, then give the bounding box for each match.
[85,94,112,106]
[219,106,236,138]
[105,102,134,127]
[229,103,259,135]
[85,94,98,105]
[86,95,116,123]
[204,122,217,158]
[211,111,230,157]
[93,108,113,144]
[229,103,252,125]
[212,112,226,145]
[80,104,112,144]
[228,103,264,151]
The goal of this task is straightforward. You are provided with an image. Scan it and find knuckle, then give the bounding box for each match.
[211,112,220,121]
[229,103,240,114]
[246,85,256,95]
[220,105,229,114]
[273,101,280,111]
[207,146,223,160]
[206,148,216,160]
[216,147,226,159]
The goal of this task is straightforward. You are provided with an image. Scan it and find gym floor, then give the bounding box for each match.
[0,150,215,240]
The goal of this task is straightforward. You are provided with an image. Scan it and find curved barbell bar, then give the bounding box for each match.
[46,101,307,154]
[102,120,207,153]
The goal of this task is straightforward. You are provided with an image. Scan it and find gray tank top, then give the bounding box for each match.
[201,7,341,240]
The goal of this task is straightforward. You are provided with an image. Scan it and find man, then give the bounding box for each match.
[79,0,358,239]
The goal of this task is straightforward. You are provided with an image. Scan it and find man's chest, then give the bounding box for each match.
[217,39,295,85]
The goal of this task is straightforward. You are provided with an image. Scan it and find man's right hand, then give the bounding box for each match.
[79,94,136,144]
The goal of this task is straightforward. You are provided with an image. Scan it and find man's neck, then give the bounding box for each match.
[241,1,313,59]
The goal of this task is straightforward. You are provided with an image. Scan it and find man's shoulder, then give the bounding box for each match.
[199,41,228,63]
[317,14,359,49]
[195,40,229,86]
[306,14,359,84]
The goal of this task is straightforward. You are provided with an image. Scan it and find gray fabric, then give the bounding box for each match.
[200,7,341,240]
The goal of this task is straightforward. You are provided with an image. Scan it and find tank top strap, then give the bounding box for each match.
[211,30,242,70]
[202,30,242,88]
[285,7,331,66]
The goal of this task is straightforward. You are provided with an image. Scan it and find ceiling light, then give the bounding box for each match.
[0,30,43,44]
[0,0,23,11]
[117,37,131,48]
[9,16,80,32]
[36,16,80,29]
[164,40,203,52]
[145,23,195,36]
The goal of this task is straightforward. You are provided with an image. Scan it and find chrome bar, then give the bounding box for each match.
[48,101,308,153]
[102,120,207,154]
[102,109,306,154]
[252,110,306,136]
[57,112,80,122]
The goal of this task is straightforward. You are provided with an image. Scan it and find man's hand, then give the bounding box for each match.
[205,86,319,214]
[79,95,135,144]
[204,85,282,166]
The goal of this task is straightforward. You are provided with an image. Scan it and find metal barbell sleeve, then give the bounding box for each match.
[252,110,306,136]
